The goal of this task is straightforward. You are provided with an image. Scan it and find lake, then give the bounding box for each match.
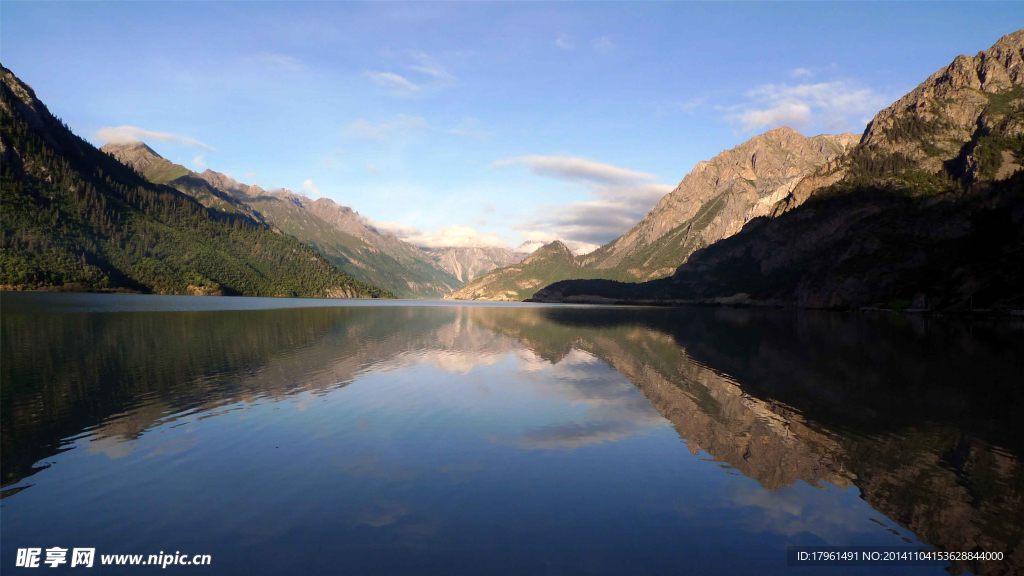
[1,293,1021,575]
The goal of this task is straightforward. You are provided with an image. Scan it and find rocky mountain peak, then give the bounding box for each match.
[100,141,165,173]
[0,65,52,132]
[584,127,858,275]
[860,28,1024,177]
[523,240,574,264]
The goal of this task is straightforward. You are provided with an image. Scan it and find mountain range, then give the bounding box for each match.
[531,29,1024,311]
[0,65,390,299]
[3,28,1022,309]
[424,245,533,283]
[100,141,467,298]
[449,128,859,301]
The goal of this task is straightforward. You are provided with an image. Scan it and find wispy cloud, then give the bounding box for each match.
[592,36,614,53]
[363,71,421,94]
[407,50,454,81]
[788,63,838,80]
[94,126,214,150]
[514,182,673,253]
[727,79,890,132]
[364,221,509,249]
[256,53,305,72]
[301,179,322,199]
[192,154,206,169]
[496,155,671,252]
[365,50,462,97]
[678,96,708,113]
[445,117,494,141]
[555,33,575,50]
[366,164,379,175]
[343,115,432,140]
[493,155,657,185]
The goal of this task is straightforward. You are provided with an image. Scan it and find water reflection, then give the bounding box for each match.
[1,294,1021,575]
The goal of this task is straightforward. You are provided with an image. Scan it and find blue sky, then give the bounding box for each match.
[3,2,1020,252]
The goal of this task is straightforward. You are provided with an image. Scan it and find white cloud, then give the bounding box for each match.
[790,68,813,79]
[497,155,672,250]
[515,182,672,252]
[446,128,494,140]
[519,231,600,256]
[728,79,889,132]
[556,33,575,50]
[256,53,305,72]
[365,221,510,249]
[192,154,206,169]
[363,71,421,93]
[94,126,214,150]
[343,115,432,140]
[365,51,461,97]
[516,240,546,253]
[445,117,494,141]
[302,179,322,199]
[678,96,708,113]
[592,36,614,53]
[735,102,812,131]
[408,51,455,81]
[366,164,379,175]
[493,155,657,185]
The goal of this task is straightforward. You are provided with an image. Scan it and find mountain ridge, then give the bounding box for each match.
[449,127,858,301]
[532,28,1024,311]
[100,141,463,298]
[0,64,392,298]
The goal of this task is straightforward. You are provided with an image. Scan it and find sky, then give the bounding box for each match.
[2,2,1021,253]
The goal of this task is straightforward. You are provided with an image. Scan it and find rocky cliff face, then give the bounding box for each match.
[534,28,1024,311]
[447,240,584,301]
[455,128,859,301]
[859,28,1024,180]
[425,246,528,282]
[581,128,858,279]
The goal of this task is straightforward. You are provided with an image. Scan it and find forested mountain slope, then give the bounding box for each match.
[103,144,462,299]
[0,65,392,298]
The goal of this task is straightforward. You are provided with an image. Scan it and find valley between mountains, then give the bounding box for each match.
[2,28,1022,311]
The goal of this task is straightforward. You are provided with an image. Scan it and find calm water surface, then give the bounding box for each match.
[2,293,1022,575]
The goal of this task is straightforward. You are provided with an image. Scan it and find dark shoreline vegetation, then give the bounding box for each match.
[0,65,394,299]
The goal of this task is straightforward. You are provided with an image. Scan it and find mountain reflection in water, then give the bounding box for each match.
[1,293,1021,576]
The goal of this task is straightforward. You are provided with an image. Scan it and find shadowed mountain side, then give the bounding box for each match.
[581,128,858,277]
[532,172,1024,310]
[533,29,1024,311]
[449,129,858,301]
